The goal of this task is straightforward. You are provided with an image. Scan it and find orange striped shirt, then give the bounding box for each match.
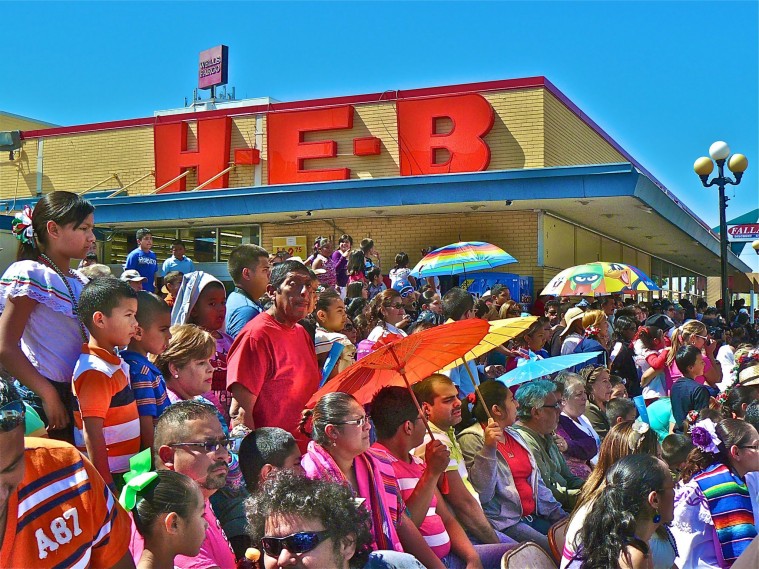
[0,437,131,568]
[72,344,141,474]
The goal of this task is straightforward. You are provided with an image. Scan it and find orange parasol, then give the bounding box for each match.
[306,318,490,408]
[305,318,490,495]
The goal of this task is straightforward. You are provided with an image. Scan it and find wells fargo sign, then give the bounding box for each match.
[153,93,496,192]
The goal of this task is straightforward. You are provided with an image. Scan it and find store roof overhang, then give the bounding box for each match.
[3,163,751,277]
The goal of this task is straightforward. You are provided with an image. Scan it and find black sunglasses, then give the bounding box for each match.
[261,530,331,557]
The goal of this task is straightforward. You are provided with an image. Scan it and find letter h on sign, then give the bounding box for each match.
[154,117,232,193]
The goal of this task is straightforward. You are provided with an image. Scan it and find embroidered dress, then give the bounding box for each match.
[0,260,88,383]
[672,463,757,568]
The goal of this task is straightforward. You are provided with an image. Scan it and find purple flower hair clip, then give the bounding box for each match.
[691,418,721,455]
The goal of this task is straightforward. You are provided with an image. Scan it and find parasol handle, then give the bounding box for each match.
[388,345,449,494]
[461,358,493,420]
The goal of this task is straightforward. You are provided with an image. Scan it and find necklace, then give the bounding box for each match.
[38,253,88,343]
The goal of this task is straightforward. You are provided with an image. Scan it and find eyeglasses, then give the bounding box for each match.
[546,311,558,315]
[261,530,331,557]
[387,303,405,310]
[541,402,562,410]
[168,438,232,454]
[694,334,709,341]
[739,444,759,450]
[0,400,25,432]
[333,416,368,427]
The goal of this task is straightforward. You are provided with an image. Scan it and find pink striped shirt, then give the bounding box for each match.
[372,444,451,559]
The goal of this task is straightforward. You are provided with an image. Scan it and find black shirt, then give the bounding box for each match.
[671,378,710,433]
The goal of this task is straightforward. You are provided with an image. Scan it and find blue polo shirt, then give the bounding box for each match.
[225,287,264,338]
[125,248,158,292]
[161,255,194,276]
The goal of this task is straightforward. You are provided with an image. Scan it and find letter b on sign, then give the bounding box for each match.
[397,94,494,176]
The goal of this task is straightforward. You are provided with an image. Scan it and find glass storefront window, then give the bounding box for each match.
[104,224,260,265]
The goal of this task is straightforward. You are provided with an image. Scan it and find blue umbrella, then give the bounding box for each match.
[495,353,601,387]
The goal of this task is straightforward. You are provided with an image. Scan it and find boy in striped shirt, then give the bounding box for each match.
[370,386,494,568]
[121,292,171,451]
[73,278,141,490]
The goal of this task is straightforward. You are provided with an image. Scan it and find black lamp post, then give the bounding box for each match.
[693,141,748,323]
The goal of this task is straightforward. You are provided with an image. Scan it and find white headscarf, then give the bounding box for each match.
[170,271,224,326]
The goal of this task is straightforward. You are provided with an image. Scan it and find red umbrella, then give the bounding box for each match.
[306,318,490,494]
[306,318,490,408]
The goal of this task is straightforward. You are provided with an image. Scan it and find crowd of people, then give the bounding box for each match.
[0,190,758,569]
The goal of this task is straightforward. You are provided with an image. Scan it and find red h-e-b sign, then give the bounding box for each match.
[153,93,496,190]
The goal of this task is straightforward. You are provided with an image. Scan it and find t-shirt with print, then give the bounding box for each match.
[413,422,479,501]
[72,344,141,474]
[121,349,170,420]
[372,443,451,558]
[0,437,131,569]
[124,247,158,292]
[226,312,319,450]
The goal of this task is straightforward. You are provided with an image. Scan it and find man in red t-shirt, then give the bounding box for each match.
[227,260,319,449]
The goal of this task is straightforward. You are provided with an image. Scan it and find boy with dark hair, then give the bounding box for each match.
[605,397,637,426]
[370,386,498,567]
[225,244,270,338]
[161,239,194,276]
[671,345,711,432]
[73,278,140,489]
[238,427,303,493]
[661,433,695,479]
[124,227,158,292]
[121,292,172,450]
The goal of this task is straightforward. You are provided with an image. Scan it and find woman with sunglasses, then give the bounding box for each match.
[567,454,676,569]
[366,289,410,342]
[299,392,443,569]
[665,320,722,397]
[246,470,374,569]
[671,418,759,569]
[560,421,671,569]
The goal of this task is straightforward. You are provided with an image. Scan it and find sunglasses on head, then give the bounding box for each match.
[261,530,331,557]
[0,400,25,432]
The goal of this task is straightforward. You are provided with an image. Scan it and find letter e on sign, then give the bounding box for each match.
[268,106,354,184]
[397,94,494,176]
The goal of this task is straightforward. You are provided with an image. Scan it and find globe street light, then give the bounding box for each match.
[693,141,748,322]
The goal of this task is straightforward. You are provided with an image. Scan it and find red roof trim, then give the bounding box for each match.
[21,77,547,139]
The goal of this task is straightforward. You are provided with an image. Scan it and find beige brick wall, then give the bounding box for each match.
[261,210,543,286]
[1,86,628,201]
[544,91,625,167]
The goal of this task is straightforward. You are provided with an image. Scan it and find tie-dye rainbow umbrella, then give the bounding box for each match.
[540,262,660,296]
[409,241,517,277]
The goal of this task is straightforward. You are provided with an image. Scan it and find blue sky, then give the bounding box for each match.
[3,1,757,231]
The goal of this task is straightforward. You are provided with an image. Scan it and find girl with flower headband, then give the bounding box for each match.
[0,191,95,441]
[671,418,759,569]
[119,466,207,569]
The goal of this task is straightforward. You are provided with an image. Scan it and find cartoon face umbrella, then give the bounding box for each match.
[540,262,660,297]
[409,241,517,278]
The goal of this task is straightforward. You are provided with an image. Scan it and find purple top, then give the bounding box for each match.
[557,415,598,461]
[331,250,349,287]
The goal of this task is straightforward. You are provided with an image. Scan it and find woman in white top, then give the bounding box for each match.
[0,191,95,441]
[561,421,676,569]
[365,289,410,343]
